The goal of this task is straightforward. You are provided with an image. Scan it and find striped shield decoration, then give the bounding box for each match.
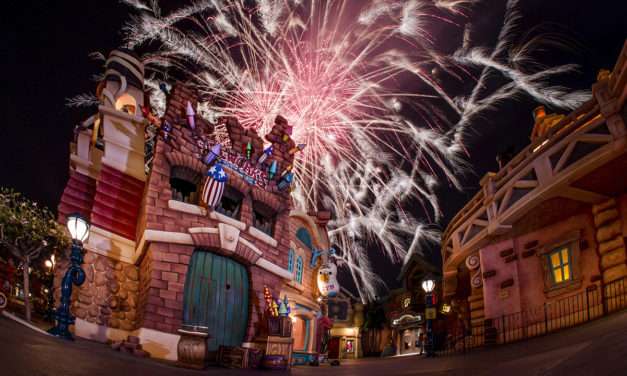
[201,163,228,209]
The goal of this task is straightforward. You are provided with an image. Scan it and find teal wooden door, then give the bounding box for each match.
[182,251,249,351]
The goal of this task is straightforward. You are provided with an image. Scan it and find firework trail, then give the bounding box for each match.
[117,0,590,302]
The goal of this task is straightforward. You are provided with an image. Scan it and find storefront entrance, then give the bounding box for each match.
[182,250,249,352]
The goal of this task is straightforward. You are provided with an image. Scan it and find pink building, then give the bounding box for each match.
[441,42,627,344]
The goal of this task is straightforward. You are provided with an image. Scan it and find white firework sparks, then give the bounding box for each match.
[119,0,590,302]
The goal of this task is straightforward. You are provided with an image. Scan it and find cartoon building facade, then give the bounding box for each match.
[327,287,364,359]
[54,49,332,364]
[441,42,627,343]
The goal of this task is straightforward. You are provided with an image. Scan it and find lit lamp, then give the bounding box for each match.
[422,277,436,357]
[48,213,90,340]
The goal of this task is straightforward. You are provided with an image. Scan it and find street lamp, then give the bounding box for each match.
[48,213,90,340]
[422,277,436,357]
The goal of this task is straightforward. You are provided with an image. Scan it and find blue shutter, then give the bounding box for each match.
[288,249,294,272]
[296,256,304,283]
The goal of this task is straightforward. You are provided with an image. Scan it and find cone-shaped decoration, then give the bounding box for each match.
[204,143,222,165]
[268,160,278,180]
[278,172,293,191]
[201,163,227,209]
[245,141,253,159]
[289,144,306,155]
[283,295,291,315]
[257,145,273,165]
[278,299,288,316]
[186,101,196,130]
[280,164,293,178]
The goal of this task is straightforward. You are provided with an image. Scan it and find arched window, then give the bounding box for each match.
[296,227,313,250]
[288,249,295,272]
[215,186,244,220]
[170,166,201,204]
[296,256,304,284]
[114,93,137,115]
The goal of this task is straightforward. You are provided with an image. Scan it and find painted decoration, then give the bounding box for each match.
[471,270,483,288]
[317,262,339,297]
[465,254,480,270]
[201,163,228,209]
[182,251,249,351]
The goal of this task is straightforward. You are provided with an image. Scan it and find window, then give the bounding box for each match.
[215,186,243,220]
[547,246,571,284]
[296,256,304,284]
[540,231,583,297]
[115,93,137,115]
[170,166,201,204]
[252,201,276,236]
[296,228,313,250]
[288,249,295,272]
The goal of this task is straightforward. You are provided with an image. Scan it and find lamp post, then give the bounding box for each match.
[48,213,90,340]
[422,278,436,357]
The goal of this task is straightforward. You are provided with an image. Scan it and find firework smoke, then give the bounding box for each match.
[117,0,589,302]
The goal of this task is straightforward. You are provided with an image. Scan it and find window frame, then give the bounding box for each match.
[170,166,202,204]
[288,249,295,272]
[296,255,304,284]
[538,230,583,297]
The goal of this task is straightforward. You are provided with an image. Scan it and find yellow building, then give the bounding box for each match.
[328,288,364,359]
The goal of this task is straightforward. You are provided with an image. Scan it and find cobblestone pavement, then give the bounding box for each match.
[2,309,627,376]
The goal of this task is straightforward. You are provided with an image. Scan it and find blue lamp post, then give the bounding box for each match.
[48,213,90,340]
[422,277,436,357]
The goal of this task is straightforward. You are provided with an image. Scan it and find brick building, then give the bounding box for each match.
[54,49,329,362]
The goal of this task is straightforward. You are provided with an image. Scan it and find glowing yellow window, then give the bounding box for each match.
[548,246,571,284]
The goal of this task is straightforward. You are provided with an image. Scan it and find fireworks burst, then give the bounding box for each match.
[120,0,589,302]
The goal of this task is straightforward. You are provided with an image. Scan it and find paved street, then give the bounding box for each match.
[2,309,627,376]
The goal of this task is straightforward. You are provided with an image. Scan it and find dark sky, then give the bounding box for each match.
[2,1,626,294]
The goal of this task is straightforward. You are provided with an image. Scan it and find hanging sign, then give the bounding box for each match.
[317,262,340,297]
[220,151,269,188]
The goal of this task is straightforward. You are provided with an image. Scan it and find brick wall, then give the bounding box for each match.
[133,83,295,339]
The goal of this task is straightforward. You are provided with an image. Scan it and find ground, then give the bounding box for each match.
[2,310,627,376]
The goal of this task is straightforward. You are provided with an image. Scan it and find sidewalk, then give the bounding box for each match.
[2,308,626,375]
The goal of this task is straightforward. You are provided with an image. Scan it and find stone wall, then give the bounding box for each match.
[54,251,139,331]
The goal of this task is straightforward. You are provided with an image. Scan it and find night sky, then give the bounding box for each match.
[2,1,626,294]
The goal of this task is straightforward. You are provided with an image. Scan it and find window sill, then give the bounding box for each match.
[168,200,206,216]
[248,226,278,247]
[209,210,247,230]
[287,280,305,292]
[544,278,583,298]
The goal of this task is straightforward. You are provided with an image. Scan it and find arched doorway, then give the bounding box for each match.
[182,250,249,352]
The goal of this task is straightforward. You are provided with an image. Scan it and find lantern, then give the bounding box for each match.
[317,262,339,297]
[201,163,228,209]
[66,213,90,243]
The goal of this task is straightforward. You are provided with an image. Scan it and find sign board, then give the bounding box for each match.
[425,307,436,320]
